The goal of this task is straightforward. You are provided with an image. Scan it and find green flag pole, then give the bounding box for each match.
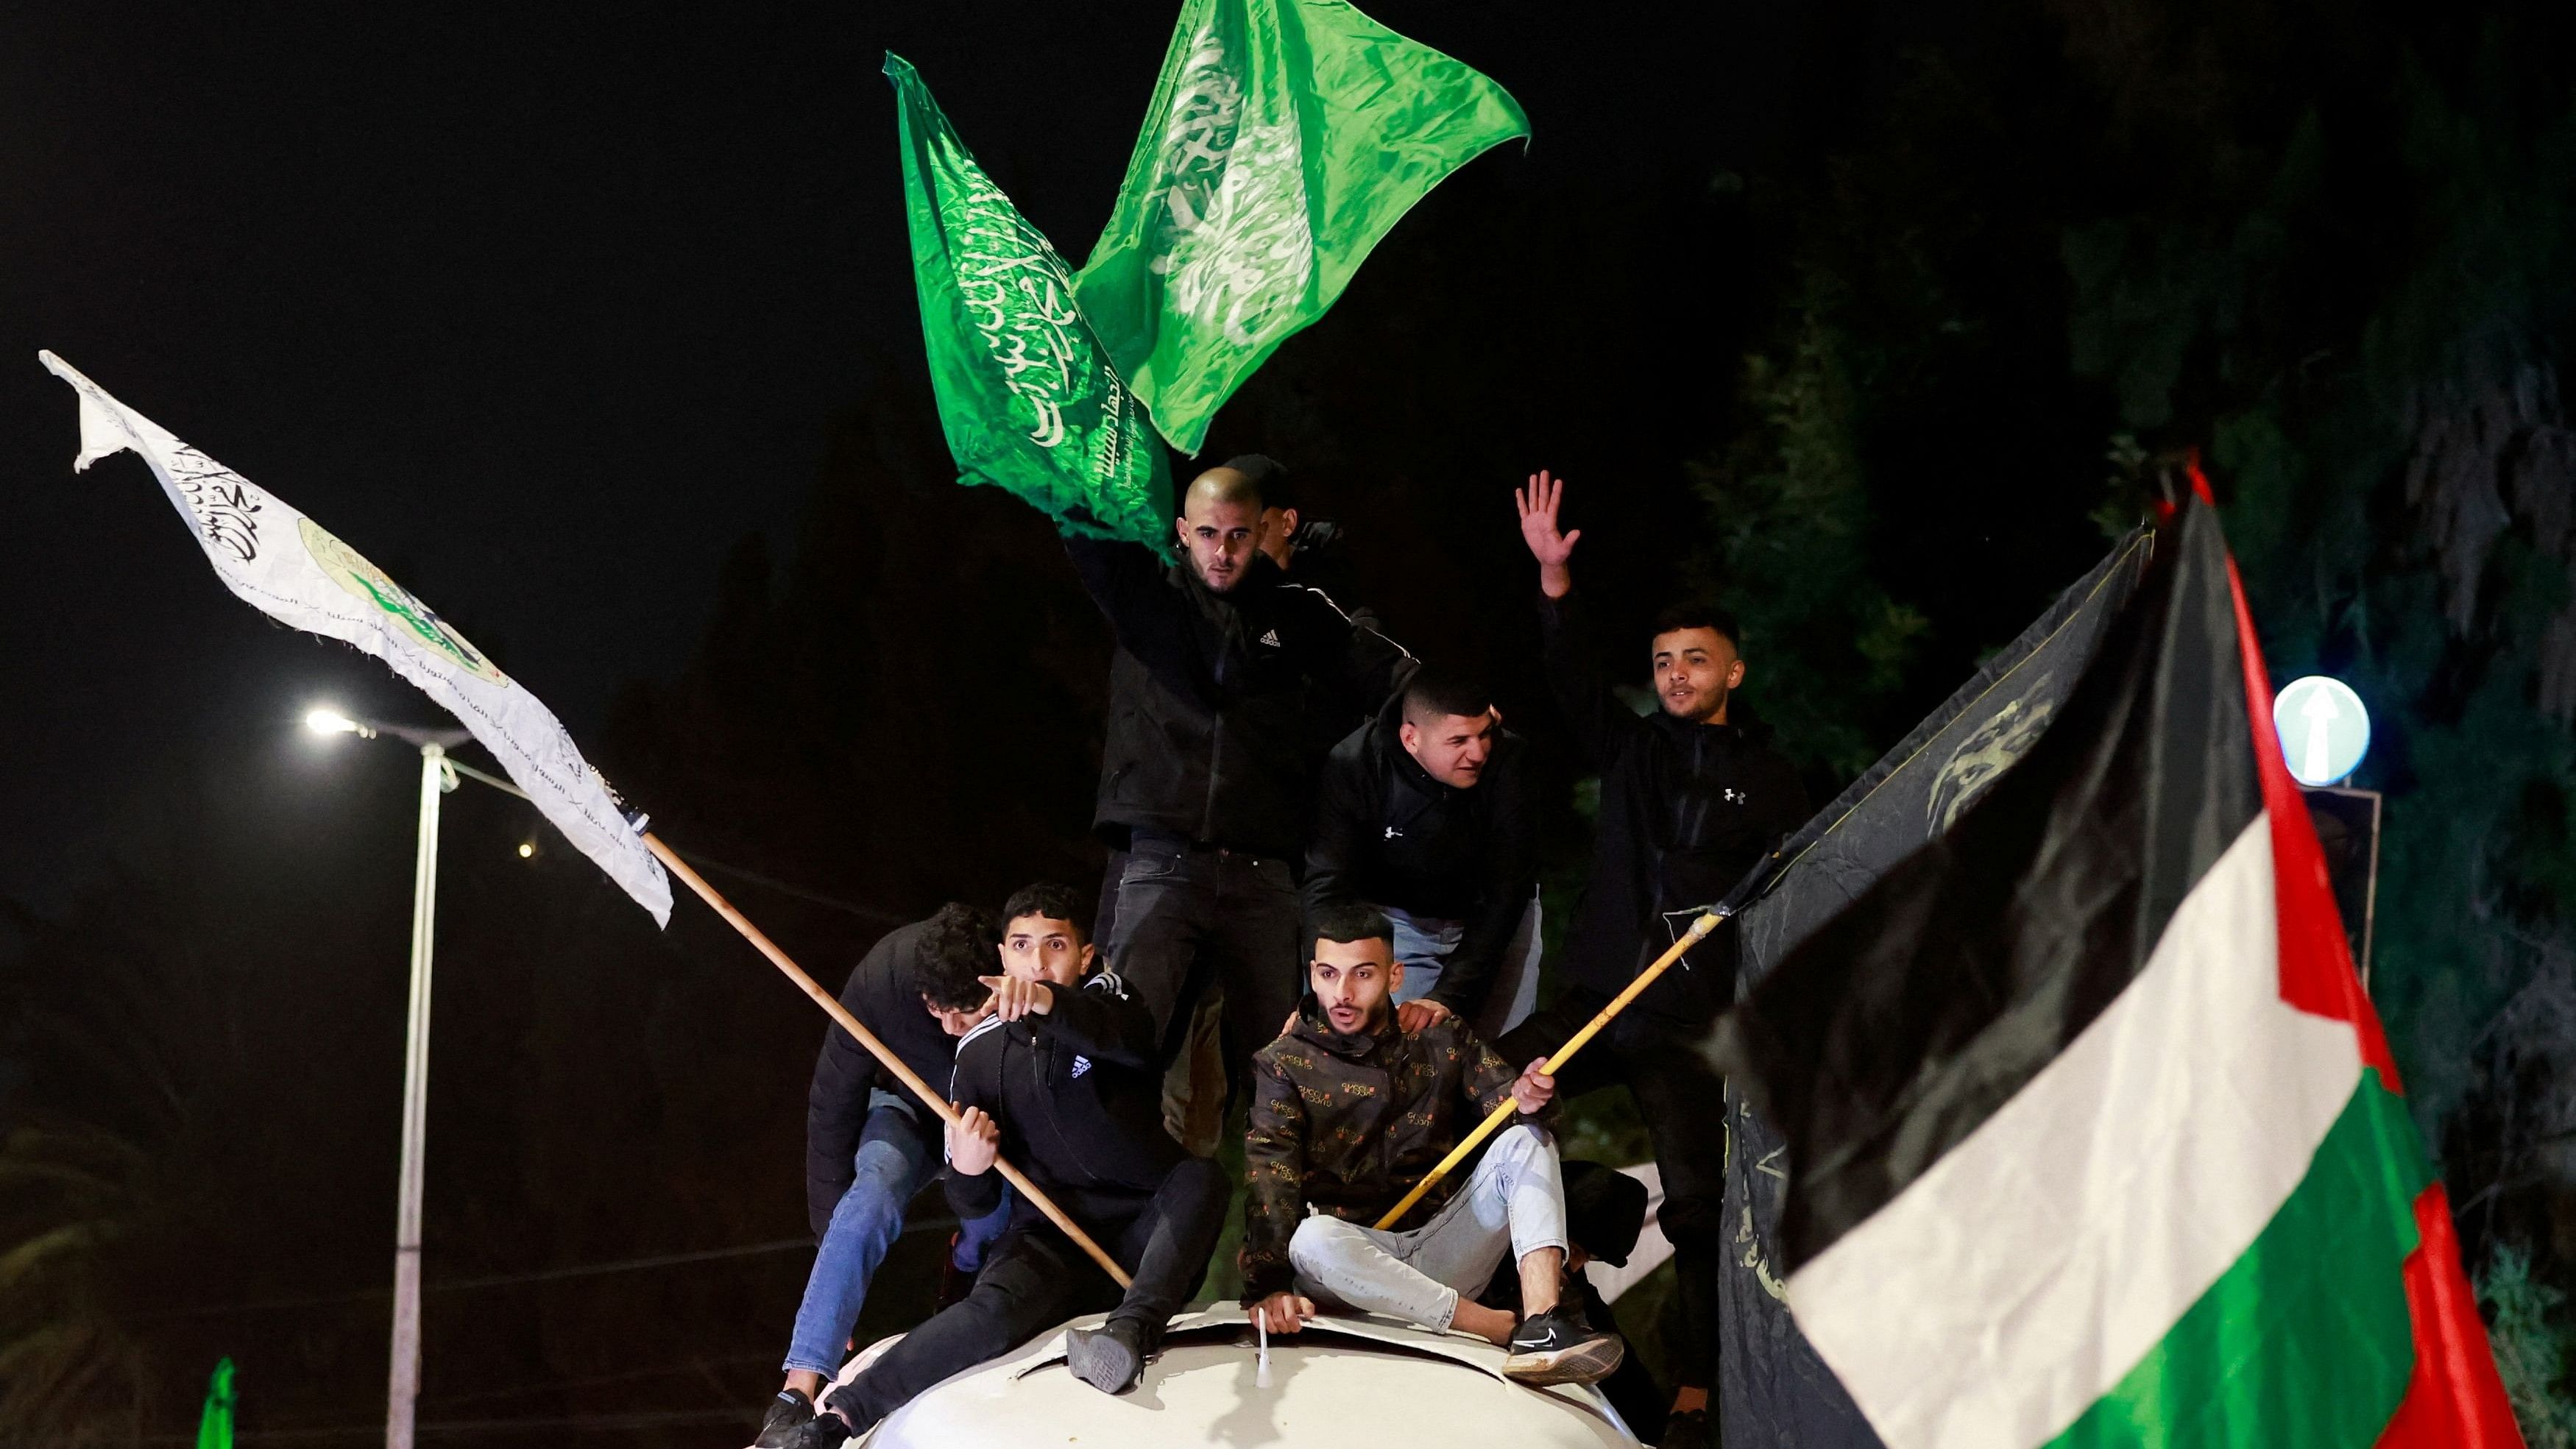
[197,1358,236,1449]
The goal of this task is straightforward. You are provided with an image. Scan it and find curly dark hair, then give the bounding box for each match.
[909,901,1001,1012]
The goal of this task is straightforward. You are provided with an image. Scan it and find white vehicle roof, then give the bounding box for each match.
[852,1305,1641,1448]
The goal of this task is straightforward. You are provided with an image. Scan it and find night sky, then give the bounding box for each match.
[0,0,1825,904]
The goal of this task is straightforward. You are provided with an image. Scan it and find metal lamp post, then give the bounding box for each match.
[305,707,472,1449]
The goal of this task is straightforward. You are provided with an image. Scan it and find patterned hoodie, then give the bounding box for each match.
[1239,996,1544,1304]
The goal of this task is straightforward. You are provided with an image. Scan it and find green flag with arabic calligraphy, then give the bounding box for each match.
[1074,0,1529,453]
[887,54,1172,546]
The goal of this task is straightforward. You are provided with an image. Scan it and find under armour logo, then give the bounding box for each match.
[1258,628,1283,648]
[1723,787,1748,804]
[1384,826,1403,840]
[1069,1055,1093,1079]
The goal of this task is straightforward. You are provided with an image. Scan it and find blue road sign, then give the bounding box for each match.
[2273,676,2371,787]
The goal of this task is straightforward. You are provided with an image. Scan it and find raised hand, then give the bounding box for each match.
[947,1104,1000,1175]
[1514,470,1580,599]
[1395,998,1451,1035]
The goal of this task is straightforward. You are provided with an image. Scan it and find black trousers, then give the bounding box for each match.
[1498,990,1727,1396]
[1105,834,1303,1146]
[827,1156,1228,1431]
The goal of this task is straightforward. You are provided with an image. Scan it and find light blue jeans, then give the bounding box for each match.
[782,1093,1013,1375]
[1287,1122,1568,1332]
[1386,894,1543,1044]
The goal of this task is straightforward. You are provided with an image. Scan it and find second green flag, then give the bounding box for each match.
[1075,0,1529,453]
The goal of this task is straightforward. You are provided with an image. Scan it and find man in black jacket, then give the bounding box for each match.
[1500,471,1811,1449]
[1067,458,1413,1151]
[802,885,1229,1444]
[751,904,1015,1448]
[1303,669,1543,1042]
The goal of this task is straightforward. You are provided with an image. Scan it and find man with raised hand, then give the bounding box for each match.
[1067,456,1413,1152]
[799,884,1228,1445]
[1304,667,1543,1044]
[1505,470,1811,1449]
[750,904,1015,1449]
[1239,904,1624,1386]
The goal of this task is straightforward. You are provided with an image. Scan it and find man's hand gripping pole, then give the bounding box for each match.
[1370,908,1727,1231]
[642,834,1133,1289]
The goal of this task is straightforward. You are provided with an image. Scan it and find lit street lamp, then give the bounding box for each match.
[305,706,478,1449]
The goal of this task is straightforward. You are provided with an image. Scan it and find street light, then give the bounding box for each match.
[305,705,472,1449]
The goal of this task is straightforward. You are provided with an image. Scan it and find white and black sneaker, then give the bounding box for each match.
[1501,1305,1625,1386]
[748,1388,814,1448]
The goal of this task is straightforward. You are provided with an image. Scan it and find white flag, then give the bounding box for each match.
[42,350,673,927]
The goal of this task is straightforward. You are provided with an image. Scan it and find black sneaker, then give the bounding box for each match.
[1501,1304,1625,1386]
[748,1388,813,1449]
[1657,1406,1710,1449]
[786,1411,852,1449]
[1064,1316,1154,1395]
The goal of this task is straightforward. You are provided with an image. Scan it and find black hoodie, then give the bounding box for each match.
[1302,695,1538,1018]
[1540,591,1810,1022]
[942,968,1187,1224]
[1067,537,1413,857]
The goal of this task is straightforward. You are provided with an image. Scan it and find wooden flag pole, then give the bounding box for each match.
[641,834,1133,1289]
[1373,910,1728,1231]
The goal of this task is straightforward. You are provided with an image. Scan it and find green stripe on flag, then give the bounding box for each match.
[2046,1072,2432,1449]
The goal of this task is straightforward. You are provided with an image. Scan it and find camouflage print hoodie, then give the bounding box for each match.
[1239,996,1545,1304]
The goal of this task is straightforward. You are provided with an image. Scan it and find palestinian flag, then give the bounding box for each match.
[1709,498,2522,1449]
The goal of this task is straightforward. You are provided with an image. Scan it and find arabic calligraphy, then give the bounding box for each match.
[1150,24,1314,348]
[168,444,264,563]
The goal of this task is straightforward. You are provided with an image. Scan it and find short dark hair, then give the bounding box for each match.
[910,901,1001,1011]
[1309,901,1393,952]
[1401,668,1494,726]
[1000,881,1089,943]
[1651,600,1741,653]
[1222,453,1292,511]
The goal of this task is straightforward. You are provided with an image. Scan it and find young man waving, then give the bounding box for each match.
[1239,904,1623,1386]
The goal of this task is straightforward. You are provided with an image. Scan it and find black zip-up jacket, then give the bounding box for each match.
[1303,696,1537,1018]
[944,968,1186,1224]
[805,919,967,1236]
[1540,592,1810,1023]
[1067,538,1413,857]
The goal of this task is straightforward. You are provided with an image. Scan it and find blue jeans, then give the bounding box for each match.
[782,1094,1012,1375]
[1386,894,1543,1044]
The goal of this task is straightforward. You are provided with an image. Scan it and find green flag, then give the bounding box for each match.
[1074,0,1529,453]
[196,1358,235,1449]
[886,54,1173,546]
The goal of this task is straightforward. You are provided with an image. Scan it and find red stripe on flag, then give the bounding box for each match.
[2218,517,2521,1445]
[2218,547,2399,1085]
[2374,1186,2526,1448]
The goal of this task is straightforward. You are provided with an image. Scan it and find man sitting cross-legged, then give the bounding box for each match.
[799,884,1229,1445]
[1239,903,1623,1385]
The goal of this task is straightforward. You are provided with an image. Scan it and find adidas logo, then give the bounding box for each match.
[1259,628,1283,648]
[1070,1055,1093,1079]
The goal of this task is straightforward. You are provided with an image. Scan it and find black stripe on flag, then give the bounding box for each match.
[1707,501,2261,1269]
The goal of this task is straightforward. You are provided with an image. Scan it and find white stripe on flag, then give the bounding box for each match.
[42,350,672,926]
[1785,815,2360,1449]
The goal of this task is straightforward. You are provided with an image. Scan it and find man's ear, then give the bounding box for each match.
[1078,940,1098,974]
[1398,720,1420,753]
[1728,658,1748,689]
[1385,958,1404,993]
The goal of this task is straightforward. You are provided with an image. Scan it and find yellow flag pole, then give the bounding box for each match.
[1373,909,1728,1232]
[642,834,1133,1289]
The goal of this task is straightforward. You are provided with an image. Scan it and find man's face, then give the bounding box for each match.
[1176,472,1263,592]
[1400,710,1496,790]
[1652,627,1746,725]
[1000,913,1093,989]
[924,996,991,1037]
[1254,504,1301,570]
[1309,935,1400,1035]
